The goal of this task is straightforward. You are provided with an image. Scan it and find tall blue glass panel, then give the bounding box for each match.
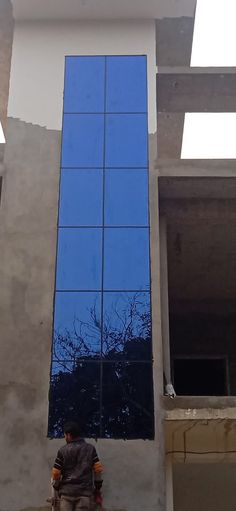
[106,56,147,113]
[61,114,104,168]
[49,55,154,440]
[64,56,105,113]
[56,228,102,290]
[59,170,103,227]
[104,169,148,226]
[105,114,148,168]
[103,228,150,291]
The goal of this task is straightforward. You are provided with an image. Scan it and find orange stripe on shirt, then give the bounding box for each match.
[52,467,61,480]
[93,461,103,473]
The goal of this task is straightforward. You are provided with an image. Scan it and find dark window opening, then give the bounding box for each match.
[159,186,236,399]
[173,357,228,396]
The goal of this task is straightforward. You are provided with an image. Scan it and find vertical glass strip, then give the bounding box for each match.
[49,56,154,440]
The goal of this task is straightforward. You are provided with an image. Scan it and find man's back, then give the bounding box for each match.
[52,422,103,511]
[57,439,97,497]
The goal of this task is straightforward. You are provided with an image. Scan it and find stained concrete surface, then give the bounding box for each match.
[174,463,236,511]
[157,113,185,159]
[0,118,162,511]
[0,118,61,509]
[157,73,236,112]
[156,17,195,67]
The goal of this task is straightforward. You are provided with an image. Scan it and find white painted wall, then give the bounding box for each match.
[8,20,157,133]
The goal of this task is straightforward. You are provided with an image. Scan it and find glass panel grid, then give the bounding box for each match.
[49,55,154,439]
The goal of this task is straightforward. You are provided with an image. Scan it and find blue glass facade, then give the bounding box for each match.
[48,55,154,439]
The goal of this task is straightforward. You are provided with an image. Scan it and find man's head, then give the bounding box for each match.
[63,421,80,443]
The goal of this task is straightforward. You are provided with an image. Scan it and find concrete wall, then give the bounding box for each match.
[174,463,236,511]
[0,18,165,511]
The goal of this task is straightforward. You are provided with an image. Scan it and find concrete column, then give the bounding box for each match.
[160,215,172,388]
[149,134,166,510]
[166,457,174,511]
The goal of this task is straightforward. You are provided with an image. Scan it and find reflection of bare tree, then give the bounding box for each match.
[49,293,154,439]
[54,302,101,364]
[103,292,151,358]
[54,293,151,365]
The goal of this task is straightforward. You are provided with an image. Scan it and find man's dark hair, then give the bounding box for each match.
[63,421,80,438]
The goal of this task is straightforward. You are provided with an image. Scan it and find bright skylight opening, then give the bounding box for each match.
[181,113,236,159]
[191,0,236,67]
[0,122,5,144]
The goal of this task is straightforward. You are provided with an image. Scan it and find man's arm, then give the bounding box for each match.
[92,449,103,490]
[51,449,63,489]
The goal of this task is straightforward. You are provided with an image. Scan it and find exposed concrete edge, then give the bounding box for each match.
[165,409,236,421]
[162,396,236,420]
[6,116,61,132]
[158,66,236,74]
[157,159,236,176]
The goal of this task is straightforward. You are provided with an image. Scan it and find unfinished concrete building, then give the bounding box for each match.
[1,1,236,510]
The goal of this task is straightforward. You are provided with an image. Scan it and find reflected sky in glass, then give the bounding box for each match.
[53,291,102,360]
[64,56,105,113]
[59,169,103,227]
[51,360,76,375]
[61,114,104,168]
[104,228,150,291]
[104,169,148,226]
[102,362,154,439]
[106,56,147,113]
[48,361,101,438]
[102,292,151,360]
[105,114,148,168]
[56,228,102,290]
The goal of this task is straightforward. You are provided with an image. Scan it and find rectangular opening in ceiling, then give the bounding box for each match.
[173,356,228,396]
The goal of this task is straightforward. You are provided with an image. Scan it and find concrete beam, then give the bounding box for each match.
[163,395,236,414]
[158,67,236,74]
[156,16,195,67]
[157,114,185,159]
[157,159,236,177]
[159,177,236,200]
[12,0,197,21]
[159,198,236,222]
[157,73,236,112]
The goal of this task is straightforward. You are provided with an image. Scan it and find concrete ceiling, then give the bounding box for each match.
[11,0,196,21]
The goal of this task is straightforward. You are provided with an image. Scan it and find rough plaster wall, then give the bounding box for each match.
[174,463,236,511]
[0,118,161,511]
[0,118,61,510]
[0,16,165,511]
[8,20,157,133]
